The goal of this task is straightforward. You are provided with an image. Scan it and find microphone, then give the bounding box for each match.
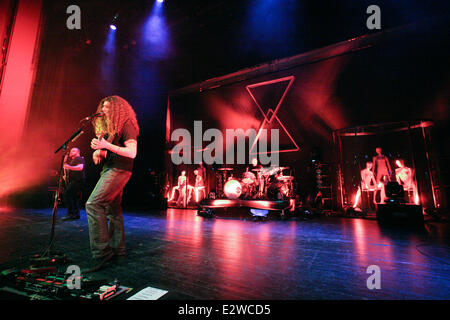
[82,112,105,121]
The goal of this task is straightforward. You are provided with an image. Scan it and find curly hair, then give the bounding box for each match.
[92,96,139,139]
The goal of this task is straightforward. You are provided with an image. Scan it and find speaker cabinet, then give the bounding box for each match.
[376,203,424,226]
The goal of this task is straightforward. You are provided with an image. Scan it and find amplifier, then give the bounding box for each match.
[376,203,424,226]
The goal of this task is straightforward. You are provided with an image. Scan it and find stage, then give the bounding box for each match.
[0,207,449,300]
[168,198,295,219]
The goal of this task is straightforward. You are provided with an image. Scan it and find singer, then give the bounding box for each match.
[85,95,139,272]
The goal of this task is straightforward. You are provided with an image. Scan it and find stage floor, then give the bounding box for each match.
[0,207,449,299]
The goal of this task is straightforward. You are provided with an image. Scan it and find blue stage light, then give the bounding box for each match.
[109,24,117,30]
[140,0,170,60]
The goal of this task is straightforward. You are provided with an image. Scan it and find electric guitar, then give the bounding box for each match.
[93,132,111,165]
[62,154,69,184]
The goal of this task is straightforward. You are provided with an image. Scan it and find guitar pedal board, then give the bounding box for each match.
[0,266,130,300]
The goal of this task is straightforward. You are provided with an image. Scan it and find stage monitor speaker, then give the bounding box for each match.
[376,203,424,226]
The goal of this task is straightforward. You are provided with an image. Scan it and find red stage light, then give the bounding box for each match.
[212,199,234,206]
[353,186,361,208]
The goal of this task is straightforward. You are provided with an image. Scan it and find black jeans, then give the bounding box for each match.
[86,168,132,259]
[64,180,84,216]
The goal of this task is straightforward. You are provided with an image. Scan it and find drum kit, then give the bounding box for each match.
[220,166,294,200]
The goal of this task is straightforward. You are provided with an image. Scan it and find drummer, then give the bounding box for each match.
[241,170,257,200]
[250,158,260,169]
[245,158,261,181]
[247,158,262,173]
[248,158,264,196]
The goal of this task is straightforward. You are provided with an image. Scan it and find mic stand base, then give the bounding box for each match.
[30,121,88,269]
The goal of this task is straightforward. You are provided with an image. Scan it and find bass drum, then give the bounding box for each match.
[224,179,242,199]
[266,181,285,200]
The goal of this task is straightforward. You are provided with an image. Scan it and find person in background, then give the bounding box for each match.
[62,147,85,220]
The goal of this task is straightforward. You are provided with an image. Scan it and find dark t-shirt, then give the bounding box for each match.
[68,156,85,182]
[103,120,138,172]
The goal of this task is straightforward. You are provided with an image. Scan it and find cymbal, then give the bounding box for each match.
[266,167,281,175]
[259,168,273,175]
[218,167,233,171]
[251,168,264,172]
[277,175,294,181]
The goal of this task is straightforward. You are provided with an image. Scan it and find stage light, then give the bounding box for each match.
[353,186,361,208]
[109,13,119,31]
[101,18,118,94]
[414,193,420,205]
[157,0,164,3]
[385,181,405,202]
[250,209,268,217]
[140,0,170,61]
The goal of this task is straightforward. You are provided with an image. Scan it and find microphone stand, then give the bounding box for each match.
[37,120,89,262]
